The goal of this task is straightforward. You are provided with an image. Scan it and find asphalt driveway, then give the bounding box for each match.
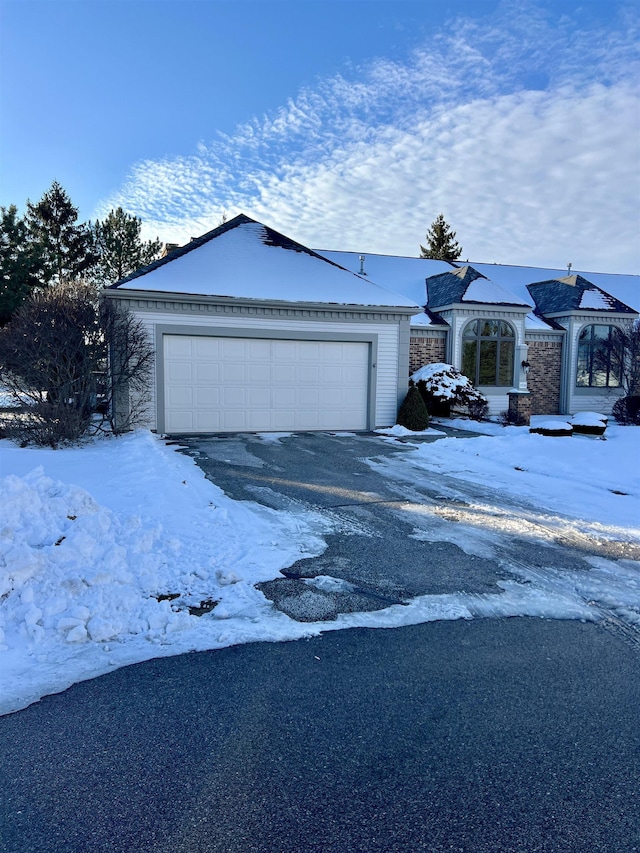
[178,430,509,621]
[177,430,626,626]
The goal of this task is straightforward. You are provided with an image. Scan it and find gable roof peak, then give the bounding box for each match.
[451,264,487,281]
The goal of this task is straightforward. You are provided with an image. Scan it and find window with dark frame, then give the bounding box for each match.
[462,319,515,387]
[576,324,624,388]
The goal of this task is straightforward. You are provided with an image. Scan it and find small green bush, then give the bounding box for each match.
[397,386,429,431]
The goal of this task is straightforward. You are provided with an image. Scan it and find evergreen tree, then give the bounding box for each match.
[420,214,462,260]
[0,205,43,325]
[90,207,162,284]
[397,385,429,431]
[25,180,95,286]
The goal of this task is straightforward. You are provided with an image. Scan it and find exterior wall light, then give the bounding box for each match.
[521,360,531,375]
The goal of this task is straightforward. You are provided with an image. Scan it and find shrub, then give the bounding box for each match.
[0,281,153,446]
[411,362,488,419]
[499,409,528,427]
[612,395,640,425]
[467,398,490,421]
[397,386,429,431]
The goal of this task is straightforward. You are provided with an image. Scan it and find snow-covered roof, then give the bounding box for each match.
[526,274,636,315]
[317,250,453,307]
[315,250,640,320]
[425,265,531,309]
[525,312,560,331]
[467,264,639,314]
[114,216,418,310]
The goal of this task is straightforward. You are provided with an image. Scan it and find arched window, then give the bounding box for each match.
[462,320,515,386]
[576,324,624,387]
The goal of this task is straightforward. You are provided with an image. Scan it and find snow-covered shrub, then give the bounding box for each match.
[612,396,640,425]
[397,386,429,431]
[572,412,607,436]
[530,421,573,437]
[410,363,488,419]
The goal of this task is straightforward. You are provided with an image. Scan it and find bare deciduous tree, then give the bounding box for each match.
[0,281,153,446]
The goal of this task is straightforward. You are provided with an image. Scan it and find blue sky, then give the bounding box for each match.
[2,0,639,272]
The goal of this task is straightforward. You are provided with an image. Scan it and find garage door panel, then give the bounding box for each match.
[222,363,246,384]
[299,387,320,406]
[194,411,221,431]
[247,340,272,360]
[273,341,297,361]
[195,363,219,383]
[251,388,272,407]
[165,337,193,359]
[167,362,193,382]
[167,387,193,407]
[297,411,320,429]
[273,364,296,383]
[273,387,296,407]
[299,365,320,384]
[223,387,247,407]
[194,338,221,359]
[195,387,220,406]
[321,365,343,384]
[164,335,369,433]
[248,363,271,383]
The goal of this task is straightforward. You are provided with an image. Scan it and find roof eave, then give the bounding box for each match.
[540,308,639,319]
[428,301,531,312]
[103,288,420,314]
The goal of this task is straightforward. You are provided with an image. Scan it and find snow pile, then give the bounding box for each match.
[0,431,331,714]
[0,469,193,649]
[375,424,445,437]
[530,420,573,435]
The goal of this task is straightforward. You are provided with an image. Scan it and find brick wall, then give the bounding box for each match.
[409,336,446,374]
[527,340,563,414]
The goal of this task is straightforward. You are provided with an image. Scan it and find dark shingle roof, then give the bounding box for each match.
[426,265,530,309]
[426,266,487,307]
[526,274,636,315]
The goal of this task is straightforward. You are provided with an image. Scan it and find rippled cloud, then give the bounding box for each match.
[97,2,640,272]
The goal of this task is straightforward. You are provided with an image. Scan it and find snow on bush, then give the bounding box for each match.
[410,363,488,418]
[572,412,608,427]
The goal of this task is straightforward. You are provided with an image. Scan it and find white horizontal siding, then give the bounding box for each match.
[131,310,400,431]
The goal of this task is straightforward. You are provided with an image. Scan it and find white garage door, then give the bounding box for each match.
[163,335,370,433]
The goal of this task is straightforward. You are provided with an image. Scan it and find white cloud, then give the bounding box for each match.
[97,1,640,273]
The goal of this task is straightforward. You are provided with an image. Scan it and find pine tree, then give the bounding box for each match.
[25,180,95,286]
[90,207,162,284]
[0,205,43,325]
[420,214,462,261]
[397,385,429,431]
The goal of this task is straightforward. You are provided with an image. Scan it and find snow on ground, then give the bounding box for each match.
[0,432,334,715]
[1,423,639,715]
[391,422,640,532]
[375,425,446,437]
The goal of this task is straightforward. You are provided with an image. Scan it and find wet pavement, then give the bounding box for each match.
[177,431,613,625]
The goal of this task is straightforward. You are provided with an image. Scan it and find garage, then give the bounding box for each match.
[106,214,418,434]
[163,334,370,433]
